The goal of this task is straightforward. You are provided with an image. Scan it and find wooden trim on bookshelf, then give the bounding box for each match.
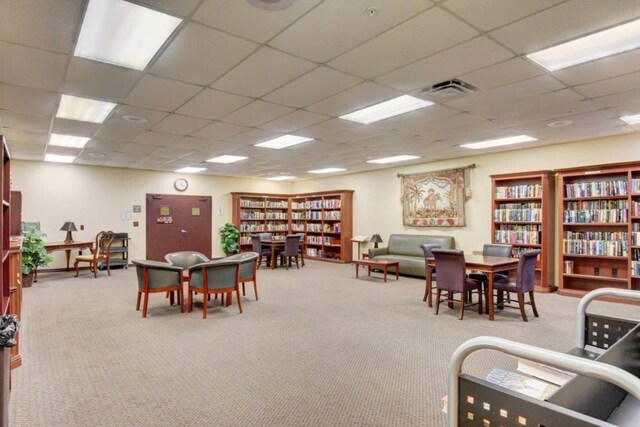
[563,273,628,283]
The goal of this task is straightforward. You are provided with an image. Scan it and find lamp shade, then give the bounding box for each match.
[370,234,383,244]
[60,221,77,232]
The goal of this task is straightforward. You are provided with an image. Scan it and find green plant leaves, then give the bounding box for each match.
[21,230,54,274]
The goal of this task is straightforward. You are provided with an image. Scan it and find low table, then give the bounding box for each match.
[353,259,399,282]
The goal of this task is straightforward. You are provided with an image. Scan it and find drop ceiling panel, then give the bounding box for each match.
[84,138,129,152]
[474,88,584,120]
[2,128,48,146]
[220,100,294,127]
[376,36,513,92]
[152,146,194,159]
[226,128,281,146]
[191,121,249,140]
[45,145,81,156]
[260,110,329,133]
[0,110,51,132]
[176,136,215,151]
[328,8,477,79]
[51,118,100,137]
[573,71,640,99]
[118,143,164,156]
[107,105,168,128]
[134,0,201,17]
[296,118,359,138]
[511,109,619,136]
[63,58,142,103]
[176,88,252,120]
[592,88,640,112]
[371,105,466,132]
[490,99,603,127]
[95,124,147,142]
[263,66,362,108]
[0,0,83,54]
[150,22,258,86]
[0,41,67,92]
[459,58,545,90]
[7,141,44,155]
[270,0,432,63]
[124,75,202,112]
[134,130,183,146]
[552,50,640,86]
[490,0,640,54]
[306,81,401,117]
[0,83,57,116]
[151,114,211,135]
[211,47,317,98]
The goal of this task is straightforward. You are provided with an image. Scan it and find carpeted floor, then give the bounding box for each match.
[8,261,638,426]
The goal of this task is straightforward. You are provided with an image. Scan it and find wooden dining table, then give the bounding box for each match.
[261,239,285,269]
[425,254,519,321]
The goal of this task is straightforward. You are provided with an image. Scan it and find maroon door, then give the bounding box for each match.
[146,194,212,261]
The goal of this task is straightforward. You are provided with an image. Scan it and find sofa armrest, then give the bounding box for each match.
[369,247,389,258]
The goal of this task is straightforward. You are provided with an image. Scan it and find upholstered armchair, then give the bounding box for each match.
[282,235,301,269]
[74,230,115,278]
[491,249,540,321]
[290,233,306,267]
[165,251,209,269]
[431,249,483,320]
[133,260,184,318]
[187,259,242,319]
[420,243,440,302]
[251,235,272,269]
[224,252,259,300]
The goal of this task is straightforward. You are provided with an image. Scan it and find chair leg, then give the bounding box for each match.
[242,282,246,296]
[179,290,184,313]
[227,292,232,307]
[484,285,490,315]
[477,288,483,314]
[136,290,141,311]
[423,278,429,302]
[93,262,98,278]
[169,292,175,306]
[188,290,193,313]
[236,287,243,314]
[202,292,208,319]
[295,256,299,269]
[435,289,442,315]
[285,256,289,270]
[107,260,111,276]
[142,292,149,318]
[460,291,466,320]
[253,279,258,301]
[530,291,539,317]
[517,293,528,322]
[301,251,305,267]
[74,260,80,277]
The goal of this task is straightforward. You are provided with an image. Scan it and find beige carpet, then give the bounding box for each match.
[8,261,638,426]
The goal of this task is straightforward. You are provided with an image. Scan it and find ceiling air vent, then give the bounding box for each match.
[416,79,478,101]
[246,0,295,10]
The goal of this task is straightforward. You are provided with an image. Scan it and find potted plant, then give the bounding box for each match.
[21,229,53,287]
[219,222,240,256]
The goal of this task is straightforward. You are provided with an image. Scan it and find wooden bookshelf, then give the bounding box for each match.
[0,136,10,426]
[558,162,639,298]
[232,190,353,263]
[491,171,555,292]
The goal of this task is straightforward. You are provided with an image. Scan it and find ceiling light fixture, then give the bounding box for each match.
[461,135,537,150]
[44,154,75,163]
[74,0,182,71]
[340,95,434,124]
[246,0,295,11]
[308,167,347,174]
[547,120,574,128]
[255,135,313,149]
[122,115,148,123]
[267,175,296,181]
[49,133,91,148]
[175,167,206,173]
[526,18,640,71]
[367,155,420,164]
[206,155,248,164]
[620,113,640,125]
[56,94,116,123]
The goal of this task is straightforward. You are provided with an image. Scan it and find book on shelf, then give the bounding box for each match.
[484,368,559,400]
[565,180,627,198]
[516,359,575,387]
[495,184,542,198]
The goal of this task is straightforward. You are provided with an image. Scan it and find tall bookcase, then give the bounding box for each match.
[558,162,639,297]
[0,136,10,427]
[491,171,555,292]
[232,190,353,263]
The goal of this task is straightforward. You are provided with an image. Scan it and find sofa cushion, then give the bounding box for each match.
[387,234,454,257]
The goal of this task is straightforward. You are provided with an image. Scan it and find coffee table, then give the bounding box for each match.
[353,259,399,282]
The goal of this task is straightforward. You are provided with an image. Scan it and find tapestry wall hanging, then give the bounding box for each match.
[401,167,466,227]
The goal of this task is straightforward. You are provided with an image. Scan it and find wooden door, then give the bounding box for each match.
[146,194,212,261]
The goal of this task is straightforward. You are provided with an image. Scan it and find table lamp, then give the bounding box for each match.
[370,234,383,248]
[60,221,77,243]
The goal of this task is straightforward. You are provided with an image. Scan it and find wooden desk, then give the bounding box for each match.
[426,254,519,321]
[35,241,93,282]
[261,240,284,270]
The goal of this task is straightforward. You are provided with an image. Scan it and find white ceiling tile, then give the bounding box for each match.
[2,128,48,146]
[375,36,514,92]
[444,0,564,31]
[220,100,294,127]
[191,121,249,140]
[176,136,215,151]
[0,110,51,132]
[263,66,362,108]
[260,110,329,133]
[134,130,182,146]
[45,145,81,156]
[552,49,640,86]
[193,0,321,43]
[592,88,640,113]
[296,118,358,138]
[95,124,147,142]
[118,143,163,156]
[0,83,57,116]
[370,105,463,132]
[150,22,258,86]
[152,146,194,159]
[511,109,618,135]
[176,88,252,120]
[124,75,202,112]
[226,128,281,146]
[0,41,67,92]
[7,141,44,155]
[329,8,477,79]
[459,58,545,90]
[64,58,142,103]
[490,0,640,54]
[490,99,603,127]
[134,0,201,16]
[51,118,100,137]
[151,114,211,135]
[573,71,640,99]
[84,138,129,152]
[0,0,83,54]
[211,47,317,98]
[476,88,584,120]
[107,105,168,128]
[306,82,401,117]
[270,0,432,62]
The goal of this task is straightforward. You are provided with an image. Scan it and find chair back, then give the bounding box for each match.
[483,243,513,258]
[188,259,240,291]
[224,252,259,281]
[165,251,209,268]
[516,250,540,293]
[133,260,183,290]
[96,231,115,259]
[431,249,467,292]
[284,235,300,256]
[250,235,262,253]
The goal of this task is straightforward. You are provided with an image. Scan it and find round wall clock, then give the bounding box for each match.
[174,178,188,192]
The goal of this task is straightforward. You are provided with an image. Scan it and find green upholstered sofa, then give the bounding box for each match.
[368,234,455,277]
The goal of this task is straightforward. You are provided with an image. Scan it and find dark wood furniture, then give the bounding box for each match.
[8,238,21,370]
[0,136,11,427]
[491,249,541,322]
[491,171,555,292]
[261,239,284,270]
[431,249,483,320]
[353,259,399,282]
[73,231,115,278]
[36,240,93,281]
[8,192,20,237]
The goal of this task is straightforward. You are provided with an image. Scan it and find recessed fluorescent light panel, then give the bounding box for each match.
[75,0,182,70]
[56,94,116,124]
[308,168,347,174]
[44,154,75,163]
[620,114,640,125]
[461,135,537,150]
[367,155,420,164]
[49,133,90,148]
[206,155,248,164]
[255,135,313,149]
[527,18,640,71]
[175,167,206,173]
[267,176,296,181]
[340,95,434,124]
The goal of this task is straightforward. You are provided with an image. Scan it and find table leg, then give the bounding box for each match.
[270,245,276,270]
[383,266,387,282]
[367,266,371,277]
[395,265,399,281]
[488,273,495,321]
[355,263,359,279]
[65,249,71,271]
[425,265,433,306]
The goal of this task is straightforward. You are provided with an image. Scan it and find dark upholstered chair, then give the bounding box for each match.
[224,252,259,300]
[74,230,115,278]
[282,235,301,269]
[421,243,440,302]
[133,260,184,318]
[187,259,242,319]
[469,243,513,283]
[431,249,483,320]
[251,235,272,269]
[165,251,209,268]
[491,249,540,322]
[291,233,306,267]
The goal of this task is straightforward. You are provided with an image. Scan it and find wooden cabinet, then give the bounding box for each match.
[232,190,354,263]
[8,240,21,370]
[491,171,555,292]
[0,136,10,427]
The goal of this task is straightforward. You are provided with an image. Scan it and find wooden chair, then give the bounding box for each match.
[164,251,209,305]
[224,252,259,301]
[282,235,301,269]
[133,260,184,318]
[421,243,440,302]
[251,235,272,269]
[74,230,115,278]
[431,249,483,320]
[490,249,541,322]
[187,259,242,319]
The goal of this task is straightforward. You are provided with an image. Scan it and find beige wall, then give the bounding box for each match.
[12,161,292,267]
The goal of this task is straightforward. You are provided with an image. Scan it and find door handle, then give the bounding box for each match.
[181,229,188,234]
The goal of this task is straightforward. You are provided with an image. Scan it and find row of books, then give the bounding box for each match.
[266,201,288,208]
[240,211,265,219]
[305,211,342,220]
[633,201,640,216]
[565,200,628,210]
[305,223,341,233]
[239,234,286,244]
[239,200,289,208]
[265,213,287,220]
[291,202,305,209]
[633,260,640,276]
[305,199,341,209]
[494,207,542,222]
[632,232,640,246]
[239,224,289,232]
[632,179,640,194]
[306,223,323,232]
[565,180,627,197]
[495,230,541,245]
[495,184,542,199]
[291,225,304,232]
[306,236,337,245]
[563,209,628,223]
[564,231,627,241]
[291,212,305,219]
[563,239,628,256]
